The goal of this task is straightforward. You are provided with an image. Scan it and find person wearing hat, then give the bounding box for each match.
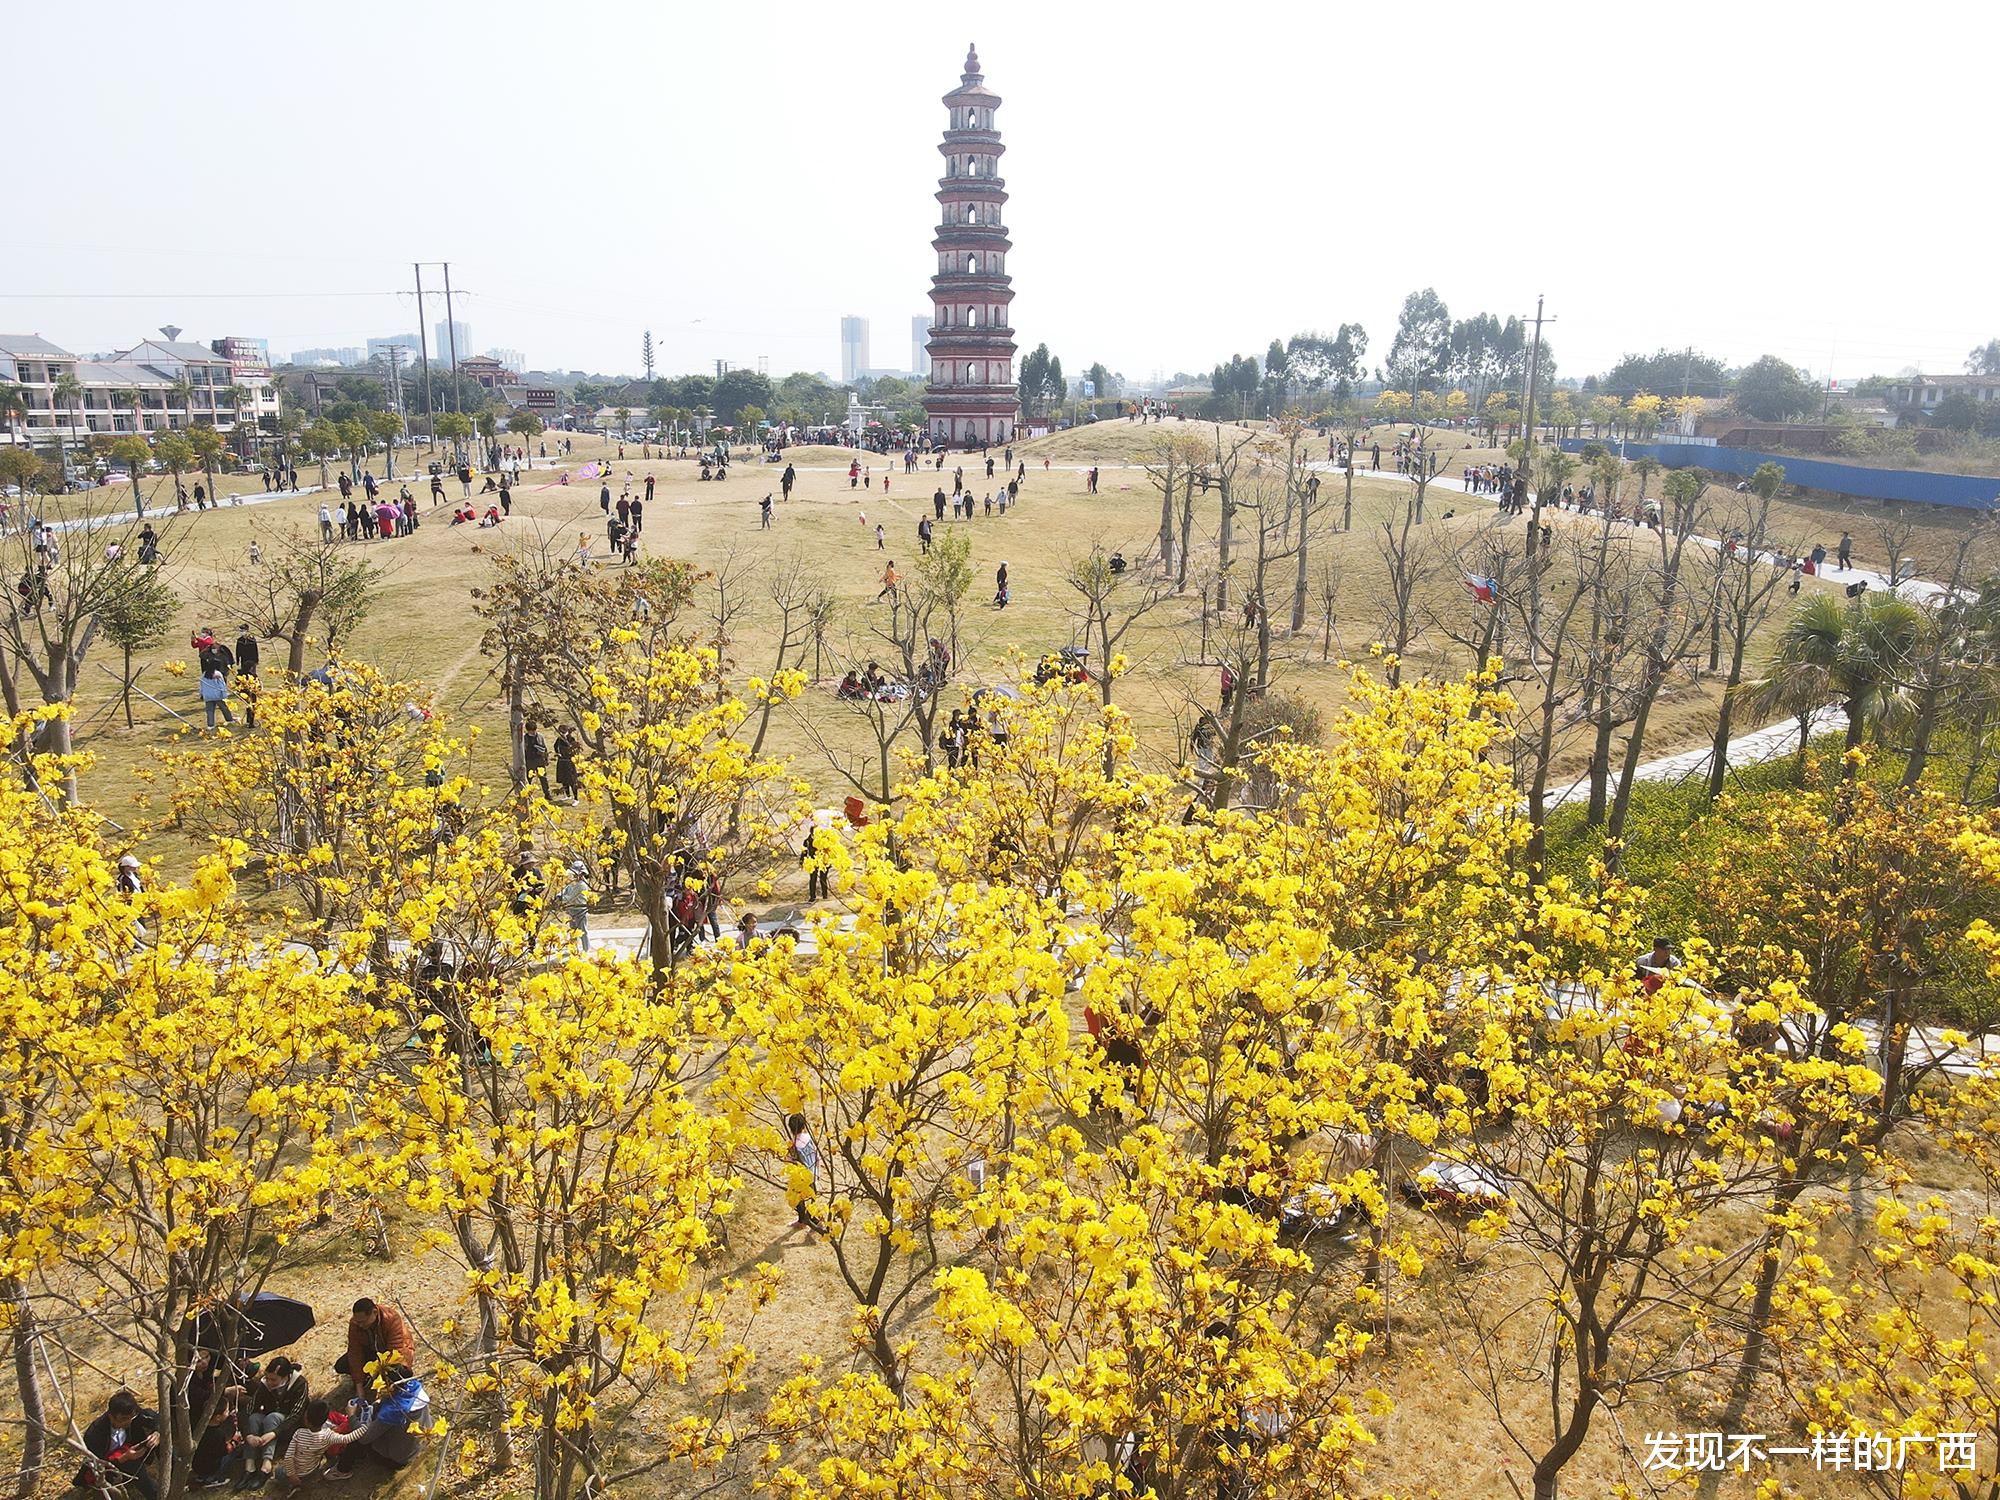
[115,854,143,896]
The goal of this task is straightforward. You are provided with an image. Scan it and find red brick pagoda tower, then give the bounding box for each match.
[924,44,1019,449]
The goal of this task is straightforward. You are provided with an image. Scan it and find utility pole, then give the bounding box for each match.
[386,345,406,425]
[1680,344,1694,399]
[414,263,435,453]
[442,262,462,414]
[1520,295,1551,663]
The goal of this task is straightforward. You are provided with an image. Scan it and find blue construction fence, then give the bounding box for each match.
[1554,439,2000,512]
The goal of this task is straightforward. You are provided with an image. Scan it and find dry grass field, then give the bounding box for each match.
[18,426,1985,1500]
[32,417,1950,851]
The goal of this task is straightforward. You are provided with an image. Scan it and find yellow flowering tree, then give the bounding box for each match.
[407,954,752,1500]
[930,1125,1380,1499]
[34,876,399,1493]
[147,661,479,937]
[571,632,800,975]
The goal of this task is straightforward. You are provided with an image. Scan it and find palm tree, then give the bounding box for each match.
[1738,592,1929,773]
[1630,455,1661,501]
[51,372,83,483]
[0,383,28,442]
[112,388,144,436]
[167,376,196,432]
[222,384,253,455]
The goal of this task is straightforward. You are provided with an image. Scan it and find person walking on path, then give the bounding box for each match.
[629,495,643,533]
[874,523,886,549]
[918,516,932,553]
[760,495,774,529]
[933,487,947,521]
[877,560,900,601]
[235,626,261,730]
[523,720,552,798]
[200,667,234,730]
[599,480,611,514]
[1087,466,1099,495]
[787,1113,828,1235]
[1837,531,1853,569]
[558,860,590,951]
[801,826,831,902]
[781,463,796,502]
[644,472,655,504]
[319,503,334,543]
[553,726,580,801]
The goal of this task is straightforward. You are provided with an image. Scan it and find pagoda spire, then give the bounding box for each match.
[923,48,1019,450]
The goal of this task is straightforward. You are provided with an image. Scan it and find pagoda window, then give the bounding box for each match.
[968,307,981,328]
[965,254,979,274]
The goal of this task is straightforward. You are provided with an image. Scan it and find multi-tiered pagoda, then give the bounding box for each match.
[924,45,1019,449]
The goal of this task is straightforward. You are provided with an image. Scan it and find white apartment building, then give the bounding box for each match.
[0,333,280,447]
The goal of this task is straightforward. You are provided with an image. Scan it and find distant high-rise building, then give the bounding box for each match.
[840,316,869,384]
[434,320,472,360]
[367,334,422,359]
[485,347,526,373]
[911,316,931,377]
[290,347,365,367]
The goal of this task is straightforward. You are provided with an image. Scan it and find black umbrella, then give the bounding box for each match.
[184,1293,317,1357]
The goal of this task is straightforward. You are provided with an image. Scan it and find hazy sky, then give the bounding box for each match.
[6,1,1995,387]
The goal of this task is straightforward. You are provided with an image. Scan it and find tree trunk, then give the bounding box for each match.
[1585,677,1614,827]
[1705,627,1753,800]
[507,659,525,786]
[1175,473,1196,593]
[1157,471,1175,573]
[1699,1177,1810,1499]
[1606,660,1665,851]
[1290,508,1309,633]
[1899,683,1943,792]
[285,595,321,678]
[7,1285,45,1500]
[1216,486,1234,614]
[121,643,135,728]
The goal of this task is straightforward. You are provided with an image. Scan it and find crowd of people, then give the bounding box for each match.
[78,1298,428,1496]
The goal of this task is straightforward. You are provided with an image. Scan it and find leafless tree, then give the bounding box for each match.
[210,527,380,680]
[1509,536,1596,871]
[1606,472,1715,851]
[1312,558,1344,662]
[1373,497,1442,689]
[1208,424,1264,616]
[1142,430,1208,587]
[0,502,182,799]
[1702,487,1802,799]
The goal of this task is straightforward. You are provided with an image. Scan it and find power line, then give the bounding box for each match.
[0,290,398,299]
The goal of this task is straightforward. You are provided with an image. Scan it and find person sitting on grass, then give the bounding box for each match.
[237,1357,309,1490]
[81,1389,161,1500]
[330,1366,430,1479]
[280,1401,360,1485]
